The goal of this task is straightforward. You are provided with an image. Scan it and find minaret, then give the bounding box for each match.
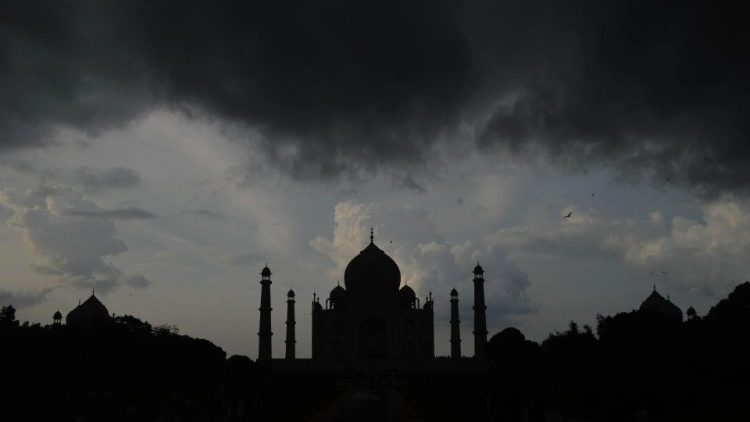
[473,263,488,358]
[258,265,273,361]
[285,289,296,360]
[450,288,461,359]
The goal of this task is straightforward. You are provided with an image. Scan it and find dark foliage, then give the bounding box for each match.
[476,282,750,421]
[0,314,226,420]
[3,282,750,421]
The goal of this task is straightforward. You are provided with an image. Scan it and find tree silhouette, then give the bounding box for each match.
[0,305,17,327]
[3,282,750,420]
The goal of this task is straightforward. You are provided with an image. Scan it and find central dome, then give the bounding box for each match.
[344,241,401,292]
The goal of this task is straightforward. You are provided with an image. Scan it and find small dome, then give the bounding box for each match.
[686,306,696,317]
[473,263,484,275]
[344,242,400,292]
[639,290,683,321]
[450,288,458,296]
[66,294,111,327]
[492,326,526,344]
[399,285,416,299]
[53,310,62,319]
[330,284,346,299]
[287,289,295,298]
[261,265,271,277]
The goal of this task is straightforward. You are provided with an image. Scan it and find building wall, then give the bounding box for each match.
[312,295,434,361]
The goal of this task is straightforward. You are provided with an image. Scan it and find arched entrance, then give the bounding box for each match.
[358,316,387,359]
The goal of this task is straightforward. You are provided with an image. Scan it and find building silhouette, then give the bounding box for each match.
[285,289,296,360]
[313,230,434,361]
[450,288,461,358]
[472,263,488,358]
[257,265,273,361]
[258,229,491,367]
[66,290,112,327]
[639,285,683,322]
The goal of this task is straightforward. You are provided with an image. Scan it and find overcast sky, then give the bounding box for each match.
[1,1,749,358]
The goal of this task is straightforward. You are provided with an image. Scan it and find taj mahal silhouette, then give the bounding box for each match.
[257,228,489,370]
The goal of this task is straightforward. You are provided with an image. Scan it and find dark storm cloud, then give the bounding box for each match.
[1,1,749,193]
[0,1,152,149]
[1,0,471,177]
[473,0,750,196]
[69,207,157,220]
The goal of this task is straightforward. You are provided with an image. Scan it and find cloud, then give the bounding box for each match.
[180,209,224,220]
[0,157,36,174]
[0,287,52,308]
[602,198,750,295]
[0,185,153,292]
[1,1,470,179]
[68,207,157,220]
[391,173,427,193]
[479,197,750,298]
[122,274,152,288]
[472,1,750,197]
[312,200,536,325]
[223,252,265,267]
[1,1,748,194]
[73,166,142,191]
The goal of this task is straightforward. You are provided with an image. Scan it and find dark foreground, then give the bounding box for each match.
[3,283,750,421]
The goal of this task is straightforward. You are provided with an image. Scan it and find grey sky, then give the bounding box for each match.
[1,1,749,358]
[1,110,747,358]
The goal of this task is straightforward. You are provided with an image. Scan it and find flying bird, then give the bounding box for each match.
[562,211,573,218]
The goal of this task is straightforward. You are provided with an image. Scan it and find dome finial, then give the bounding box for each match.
[370,227,374,244]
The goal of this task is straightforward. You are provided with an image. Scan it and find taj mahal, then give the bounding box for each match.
[256,229,489,368]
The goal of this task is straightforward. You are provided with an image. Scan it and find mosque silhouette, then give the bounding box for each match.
[255,229,489,370]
